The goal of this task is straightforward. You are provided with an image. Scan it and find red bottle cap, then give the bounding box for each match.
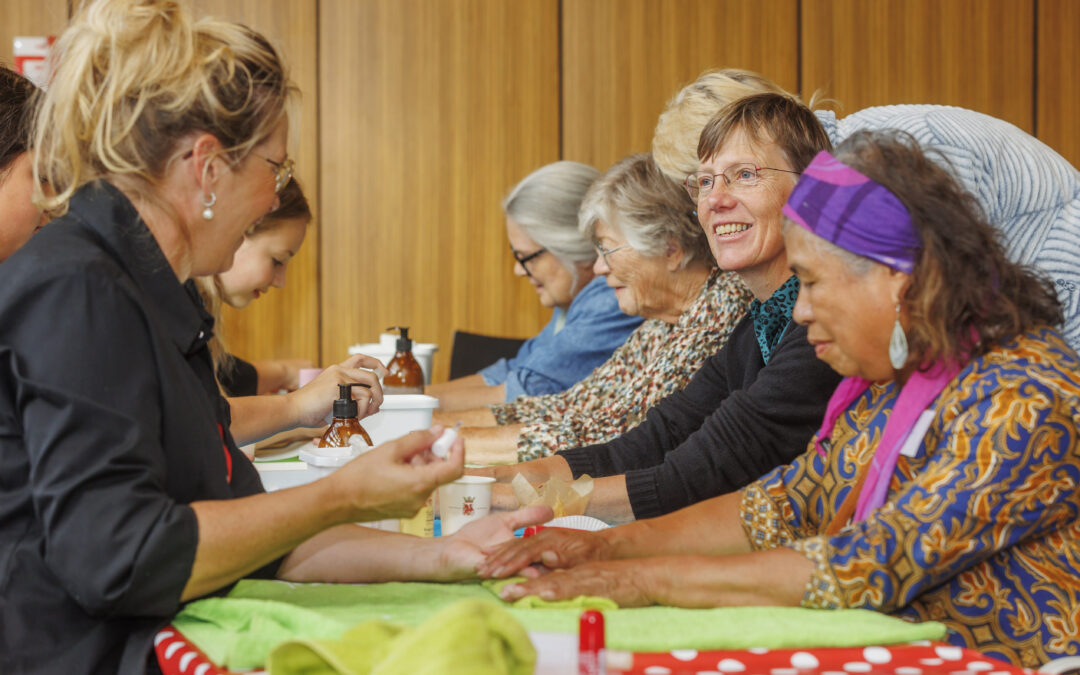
[578,609,605,675]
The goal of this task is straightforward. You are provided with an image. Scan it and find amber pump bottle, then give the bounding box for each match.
[382,326,424,394]
[318,383,373,448]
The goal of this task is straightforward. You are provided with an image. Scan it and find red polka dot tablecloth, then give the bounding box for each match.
[155,626,1035,675]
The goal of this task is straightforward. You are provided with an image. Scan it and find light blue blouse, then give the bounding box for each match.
[478,276,643,400]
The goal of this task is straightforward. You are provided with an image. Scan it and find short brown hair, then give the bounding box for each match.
[697,93,832,173]
[0,65,37,172]
[835,130,1062,362]
[251,177,311,235]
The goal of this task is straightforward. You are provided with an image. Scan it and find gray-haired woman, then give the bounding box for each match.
[442,154,753,465]
[428,160,644,411]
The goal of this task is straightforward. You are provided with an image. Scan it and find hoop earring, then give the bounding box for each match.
[201,192,217,221]
[889,302,908,370]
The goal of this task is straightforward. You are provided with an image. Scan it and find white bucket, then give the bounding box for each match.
[348,333,438,385]
[362,394,440,447]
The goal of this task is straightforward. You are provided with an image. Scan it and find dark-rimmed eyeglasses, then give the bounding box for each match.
[684,164,799,201]
[511,245,547,278]
[593,240,629,268]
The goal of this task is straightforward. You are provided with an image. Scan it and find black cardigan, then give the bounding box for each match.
[559,313,842,519]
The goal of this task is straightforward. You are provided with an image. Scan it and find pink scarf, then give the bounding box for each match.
[814,360,961,523]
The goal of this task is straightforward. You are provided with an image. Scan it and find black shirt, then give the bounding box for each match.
[0,181,274,674]
[559,312,842,519]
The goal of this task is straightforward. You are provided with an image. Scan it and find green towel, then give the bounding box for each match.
[266,599,535,675]
[174,579,947,670]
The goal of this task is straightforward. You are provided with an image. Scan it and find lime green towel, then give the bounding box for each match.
[266,599,535,675]
[174,579,947,670]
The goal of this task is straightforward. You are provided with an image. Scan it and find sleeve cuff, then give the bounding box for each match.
[789,536,846,609]
[557,446,597,479]
[624,468,664,520]
[478,359,508,386]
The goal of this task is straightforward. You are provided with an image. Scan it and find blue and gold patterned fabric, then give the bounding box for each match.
[740,327,1080,668]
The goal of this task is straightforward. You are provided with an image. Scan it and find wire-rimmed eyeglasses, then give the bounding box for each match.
[684,164,799,201]
[511,245,548,278]
[594,240,629,268]
[258,154,295,194]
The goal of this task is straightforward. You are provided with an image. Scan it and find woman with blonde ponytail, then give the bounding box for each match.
[0,2,547,672]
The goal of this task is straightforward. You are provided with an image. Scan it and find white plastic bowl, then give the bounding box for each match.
[362,394,440,446]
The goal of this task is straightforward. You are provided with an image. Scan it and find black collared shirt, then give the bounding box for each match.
[0,181,274,674]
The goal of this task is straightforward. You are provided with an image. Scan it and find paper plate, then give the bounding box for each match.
[545,515,610,531]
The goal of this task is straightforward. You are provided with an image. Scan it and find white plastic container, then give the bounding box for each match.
[362,394,440,446]
[348,333,438,385]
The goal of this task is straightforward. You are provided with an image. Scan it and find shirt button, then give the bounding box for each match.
[198,331,205,339]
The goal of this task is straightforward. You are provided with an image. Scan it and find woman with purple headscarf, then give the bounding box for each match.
[479,130,1080,667]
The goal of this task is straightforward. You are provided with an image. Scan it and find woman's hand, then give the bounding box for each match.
[328,427,463,523]
[496,559,657,608]
[430,505,554,580]
[287,354,387,428]
[476,527,615,579]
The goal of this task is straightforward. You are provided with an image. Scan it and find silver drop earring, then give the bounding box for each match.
[201,192,217,220]
[889,302,908,370]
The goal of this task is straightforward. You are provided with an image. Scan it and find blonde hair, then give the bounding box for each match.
[579,153,710,269]
[652,69,795,183]
[32,0,297,216]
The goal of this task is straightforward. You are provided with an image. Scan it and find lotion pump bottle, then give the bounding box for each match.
[383,326,424,394]
[318,383,373,448]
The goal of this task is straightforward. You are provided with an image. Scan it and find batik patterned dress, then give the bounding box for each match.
[740,327,1080,667]
[491,269,752,462]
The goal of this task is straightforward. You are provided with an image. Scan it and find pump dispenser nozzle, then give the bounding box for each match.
[333,382,371,419]
[386,326,413,353]
[320,382,373,448]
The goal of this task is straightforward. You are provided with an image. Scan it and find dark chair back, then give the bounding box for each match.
[448,330,527,380]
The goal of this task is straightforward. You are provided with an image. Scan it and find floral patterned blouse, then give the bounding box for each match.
[491,269,753,461]
[740,327,1080,668]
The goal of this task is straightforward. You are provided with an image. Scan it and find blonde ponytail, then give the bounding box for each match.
[33,0,296,215]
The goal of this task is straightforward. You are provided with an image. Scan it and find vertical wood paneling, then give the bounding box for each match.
[801,0,1035,132]
[562,0,800,171]
[1038,0,1080,168]
[188,0,321,365]
[318,0,560,382]
[0,1,68,72]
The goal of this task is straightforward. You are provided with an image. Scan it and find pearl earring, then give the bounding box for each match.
[889,302,908,370]
[201,192,217,221]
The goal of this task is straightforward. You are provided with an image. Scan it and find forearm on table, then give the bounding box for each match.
[490,454,574,484]
[433,406,498,428]
[425,374,486,397]
[278,524,453,584]
[183,479,353,601]
[643,548,813,608]
[602,491,752,559]
[431,383,506,412]
[228,394,299,445]
[462,424,525,465]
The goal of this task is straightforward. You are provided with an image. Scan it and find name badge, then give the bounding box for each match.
[899,410,937,458]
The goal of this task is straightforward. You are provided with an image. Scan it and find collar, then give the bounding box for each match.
[68,181,213,355]
[749,274,800,363]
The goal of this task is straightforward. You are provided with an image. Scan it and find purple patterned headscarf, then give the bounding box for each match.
[782,151,921,274]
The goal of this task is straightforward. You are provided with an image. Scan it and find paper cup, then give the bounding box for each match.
[437,476,495,535]
[297,368,323,388]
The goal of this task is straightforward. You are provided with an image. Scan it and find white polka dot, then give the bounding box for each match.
[895,668,923,675]
[672,650,699,661]
[695,672,722,675]
[164,642,183,659]
[644,667,672,675]
[770,668,798,675]
[748,647,770,654]
[717,659,747,672]
[920,658,945,666]
[862,646,892,664]
[843,663,872,673]
[177,652,196,672]
[194,665,210,675]
[965,662,994,671]
[153,631,174,645]
[791,652,820,669]
[935,646,963,661]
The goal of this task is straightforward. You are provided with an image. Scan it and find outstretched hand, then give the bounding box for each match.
[495,558,657,608]
[431,505,554,581]
[476,526,614,580]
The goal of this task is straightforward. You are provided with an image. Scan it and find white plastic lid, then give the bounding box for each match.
[299,446,359,468]
[377,394,440,410]
[348,342,438,356]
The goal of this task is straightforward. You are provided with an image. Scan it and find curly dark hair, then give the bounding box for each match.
[697,92,833,173]
[0,64,38,172]
[835,129,1063,362]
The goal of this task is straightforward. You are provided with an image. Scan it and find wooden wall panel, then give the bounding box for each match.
[562,0,799,171]
[318,0,561,382]
[801,0,1035,133]
[1037,0,1080,168]
[188,0,322,365]
[0,1,68,75]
